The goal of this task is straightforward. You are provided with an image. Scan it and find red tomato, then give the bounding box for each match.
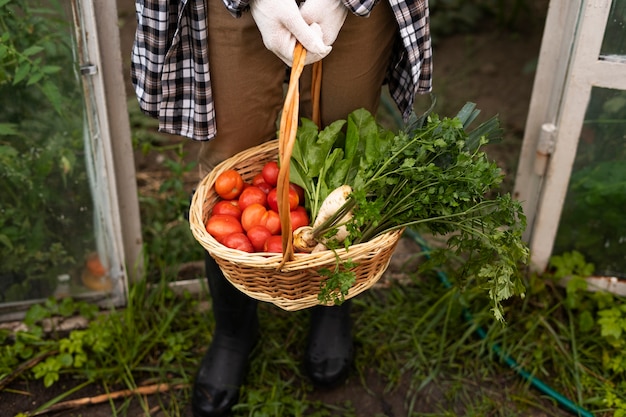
[252,173,273,194]
[266,188,279,212]
[211,200,242,220]
[222,232,254,253]
[247,225,272,252]
[257,181,272,194]
[206,214,243,243]
[287,188,300,210]
[264,235,283,253]
[238,186,267,211]
[290,208,310,231]
[214,169,244,200]
[267,188,299,212]
[241,203,267,231]
[289,183,306,204]
[252,173,266,187]
[261,161,280,187]
[261,210,281,235]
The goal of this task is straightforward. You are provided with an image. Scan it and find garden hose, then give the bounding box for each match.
[403,228,595,417]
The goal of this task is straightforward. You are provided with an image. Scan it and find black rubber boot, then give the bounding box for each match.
[191,254,259,417]
[304,300,353,387]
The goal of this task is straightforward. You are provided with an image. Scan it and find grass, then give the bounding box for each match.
[3,239,625,416]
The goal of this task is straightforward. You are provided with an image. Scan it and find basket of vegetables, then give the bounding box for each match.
[190,44,529,316]
[189,45,403,311]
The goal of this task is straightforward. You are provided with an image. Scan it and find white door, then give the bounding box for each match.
[514,0,626,287]
[0,0,141,320]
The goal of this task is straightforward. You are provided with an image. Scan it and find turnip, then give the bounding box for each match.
[292,185,354,252]
[313,184,353,242]
[293,226,317,253]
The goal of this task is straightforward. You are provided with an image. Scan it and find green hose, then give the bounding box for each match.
[403,228,595,417]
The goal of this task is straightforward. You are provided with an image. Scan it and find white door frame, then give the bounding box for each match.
[514,0,626,292]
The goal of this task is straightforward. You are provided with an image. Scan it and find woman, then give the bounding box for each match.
[131,0,432,415]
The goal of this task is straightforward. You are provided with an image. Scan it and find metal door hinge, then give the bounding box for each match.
[534,123,557,176]
[80,64,97,76]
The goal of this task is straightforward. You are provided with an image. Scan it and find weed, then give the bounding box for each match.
[3,249,626,416]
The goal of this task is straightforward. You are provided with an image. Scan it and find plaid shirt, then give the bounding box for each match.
[131,0,432,141]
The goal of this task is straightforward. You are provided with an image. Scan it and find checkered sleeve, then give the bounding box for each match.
[131,0,215,141]
[387,0,432,122]
[342,0,379,16]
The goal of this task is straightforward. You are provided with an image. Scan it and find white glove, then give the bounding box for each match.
[250,0,332,66]
[300,0,348,46]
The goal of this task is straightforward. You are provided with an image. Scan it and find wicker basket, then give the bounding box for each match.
[189,45,403,311]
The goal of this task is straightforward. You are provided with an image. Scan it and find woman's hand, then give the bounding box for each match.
[250,0,331,66]
[299,0,348,46]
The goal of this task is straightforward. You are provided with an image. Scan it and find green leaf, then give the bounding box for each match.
[22,45,45,57]
[598,308,623,340]
[0,234,13,249]
[0,123,18,135]
[27,71,44,85]
[13,62,31,85]
[42,65,62,74]
[41,80,63,114]
[44,371,59,388]
[58,352,74,367]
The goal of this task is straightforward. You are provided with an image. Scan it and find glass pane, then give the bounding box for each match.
[553,87,626,277]
[0,1,112,305]
[600,0,626,58]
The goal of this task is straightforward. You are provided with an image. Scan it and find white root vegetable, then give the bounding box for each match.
[311,242,327,253]
[314,184,353,244]
[292,226,318,253]
[314,185,352,228]
[292,185,354,253]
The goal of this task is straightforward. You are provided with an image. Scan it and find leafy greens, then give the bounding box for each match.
[289,104,528,319]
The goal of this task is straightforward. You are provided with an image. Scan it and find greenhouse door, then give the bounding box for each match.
[514,0,626,288]
[0,0,141,320]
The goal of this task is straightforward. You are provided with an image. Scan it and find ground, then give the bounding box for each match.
[1,1,560,416]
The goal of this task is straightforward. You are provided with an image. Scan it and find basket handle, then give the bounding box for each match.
[277,43,322,266]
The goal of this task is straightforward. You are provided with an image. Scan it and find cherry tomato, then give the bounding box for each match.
[261,209,281,235]
[247,225,272,252]
[222,232,254,253]
[252,173,272,194]
[264,235,283,253]
[290,207,310,231]
[261,161,280,187]
[252,173,266,186]
[206,214,243,243]
[289,183,306,204]
[238,186,267,211]
[211,200,242,220]
[214,169,244,200]
[287,188,300,210]
[267,188,299,212]
[241,203,267,232]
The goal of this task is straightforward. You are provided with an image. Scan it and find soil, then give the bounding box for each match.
[1,1,569,416]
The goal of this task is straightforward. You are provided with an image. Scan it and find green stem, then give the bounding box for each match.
[369,124,439,183]
[312,198,357,239]
[359,199,500,242]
